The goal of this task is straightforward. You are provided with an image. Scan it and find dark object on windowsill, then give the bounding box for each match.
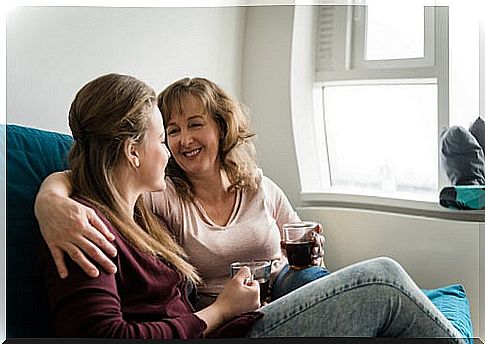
[439,185,485,210]
[469,115,485,154]
[439,118,485,210]
[440,125,485,186]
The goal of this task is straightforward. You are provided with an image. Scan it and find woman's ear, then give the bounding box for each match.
[124,139,141,169]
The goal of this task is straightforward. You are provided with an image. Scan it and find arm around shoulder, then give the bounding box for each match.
[35,170,72,215]
[34,170,118,279]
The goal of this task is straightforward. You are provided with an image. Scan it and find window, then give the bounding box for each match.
[304,4,448,202]
[291,4,478,207]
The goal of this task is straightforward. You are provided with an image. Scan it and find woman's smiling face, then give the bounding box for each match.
[165,96,221,178]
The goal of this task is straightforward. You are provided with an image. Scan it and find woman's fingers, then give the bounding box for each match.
[87,208,115,242]
[310,232,326,267]
[311,224,325,257]
[246,279,261,308]
[312,246,325,257]
[64,242,101,278]
[311,233,325,255]
[50,245,69,279]
[62,207,117,275]
[84,209,117,257]
[78,237,117,275]
[316,223,322,233]
[234,266,252,283]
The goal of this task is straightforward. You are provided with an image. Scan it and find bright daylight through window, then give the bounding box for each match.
[323,83,438,200]
[309,2,452,203]
[365,0,424,61]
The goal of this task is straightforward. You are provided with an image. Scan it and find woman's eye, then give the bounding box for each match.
[167,128,179,135]
[190,122,203,128]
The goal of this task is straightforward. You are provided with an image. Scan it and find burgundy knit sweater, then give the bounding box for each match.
[39,199,261,339]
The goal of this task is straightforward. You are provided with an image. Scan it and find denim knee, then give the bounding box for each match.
[368,256,408,283]
[271,264,330,301]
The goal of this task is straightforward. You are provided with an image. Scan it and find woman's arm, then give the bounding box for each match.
[34,171,118,278]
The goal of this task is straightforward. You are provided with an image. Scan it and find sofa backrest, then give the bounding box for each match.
[5,124,73,337]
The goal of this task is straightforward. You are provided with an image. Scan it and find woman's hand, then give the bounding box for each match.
[215,267,261,318]
[195,267,260,335]
[311,223,326,268]
[34,171,118,279]
[280,222,326,268]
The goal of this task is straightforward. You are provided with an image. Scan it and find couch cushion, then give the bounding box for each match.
[5,124,73,337]
[422,284,474,344]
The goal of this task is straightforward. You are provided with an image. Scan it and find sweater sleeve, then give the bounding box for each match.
[261,174,301,236]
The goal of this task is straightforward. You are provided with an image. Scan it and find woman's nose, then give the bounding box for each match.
[180,130,193,146]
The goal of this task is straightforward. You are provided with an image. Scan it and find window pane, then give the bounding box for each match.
[365,0,424,60]
[323,83,438,199]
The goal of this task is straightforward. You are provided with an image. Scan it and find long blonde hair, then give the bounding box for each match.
[68,73,200,284]
[157,77,258,201]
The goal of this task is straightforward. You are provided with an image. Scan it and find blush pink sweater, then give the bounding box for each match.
[148,169,300,303]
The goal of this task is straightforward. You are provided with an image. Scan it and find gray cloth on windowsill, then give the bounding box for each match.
[440,125,485,185]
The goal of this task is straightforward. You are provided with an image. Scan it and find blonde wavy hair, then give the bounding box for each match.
[157,77,259,201]
[68,73,200,284]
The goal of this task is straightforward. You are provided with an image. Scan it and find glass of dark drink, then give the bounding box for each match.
[230,260,271,304]
[283,221,319,270]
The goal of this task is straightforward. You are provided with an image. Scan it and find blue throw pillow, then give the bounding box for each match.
[5,124,73,337]
[421,284,473,344]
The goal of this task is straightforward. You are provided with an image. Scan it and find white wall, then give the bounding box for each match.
[242,6,302,208]
[7,6,247,134]
[298,207,482,338]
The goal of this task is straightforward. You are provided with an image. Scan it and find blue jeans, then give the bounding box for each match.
[247,257,466,342]
[271,264,330,301]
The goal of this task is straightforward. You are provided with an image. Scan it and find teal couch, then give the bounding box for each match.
[2,124,475,341]
[4,124,73,337]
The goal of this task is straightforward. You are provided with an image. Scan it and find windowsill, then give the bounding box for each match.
[300,191,484,222]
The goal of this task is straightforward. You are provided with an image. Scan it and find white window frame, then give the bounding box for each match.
[352,5,436,70]
[290,4,452,211]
